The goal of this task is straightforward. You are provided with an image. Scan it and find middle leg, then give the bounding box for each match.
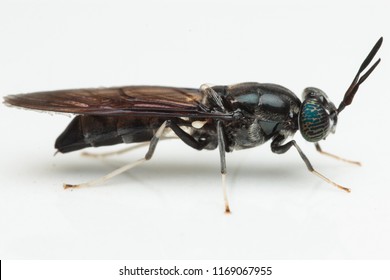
[167,120,231,213]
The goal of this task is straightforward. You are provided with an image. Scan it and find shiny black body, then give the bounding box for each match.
[3,37,383,204]
[213,83,300,151]
[54,83,301,154]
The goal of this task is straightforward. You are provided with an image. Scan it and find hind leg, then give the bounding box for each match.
[80,136,178,159]
[64,121,168,189]
[80,142,150,158]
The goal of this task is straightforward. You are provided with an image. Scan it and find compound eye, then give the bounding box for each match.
[299,98,330,142]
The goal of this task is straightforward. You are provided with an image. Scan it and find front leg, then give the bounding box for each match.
[315,143,361,166]
[271,135,350,192]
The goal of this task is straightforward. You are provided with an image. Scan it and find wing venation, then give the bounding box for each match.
[4,86,232,119]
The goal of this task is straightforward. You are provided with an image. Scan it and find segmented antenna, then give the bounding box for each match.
[337,37,383,114]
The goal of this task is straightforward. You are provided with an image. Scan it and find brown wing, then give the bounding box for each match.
[4,85,232,119]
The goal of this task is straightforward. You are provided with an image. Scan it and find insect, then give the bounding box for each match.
[3,37,382,213]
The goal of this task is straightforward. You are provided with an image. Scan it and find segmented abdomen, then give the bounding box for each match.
[55,115,164,153]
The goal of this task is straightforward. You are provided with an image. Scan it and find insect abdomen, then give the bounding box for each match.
[55,115,163,153]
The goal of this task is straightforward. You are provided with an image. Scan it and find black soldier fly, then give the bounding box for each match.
[3,37,383,213]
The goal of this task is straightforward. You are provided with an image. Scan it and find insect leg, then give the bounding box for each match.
[81,137,178,159]
[271,135,350,193]
[167,121,208,150]
[166,120,230,213]
[314,143,361,166]
[217,121,231,214]
[81,142,150,158]
[63,121,168,189]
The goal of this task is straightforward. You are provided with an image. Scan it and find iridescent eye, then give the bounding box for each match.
[299,98,330,142]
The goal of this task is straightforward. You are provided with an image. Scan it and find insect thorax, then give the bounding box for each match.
[212,83,301,151]
[223,117,297,151]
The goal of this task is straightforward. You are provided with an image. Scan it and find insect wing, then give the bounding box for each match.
[4,86,232,119]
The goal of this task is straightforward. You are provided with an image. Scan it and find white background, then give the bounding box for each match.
[0,0,389,259]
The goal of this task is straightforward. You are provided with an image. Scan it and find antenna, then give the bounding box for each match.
[337,37,383,114]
